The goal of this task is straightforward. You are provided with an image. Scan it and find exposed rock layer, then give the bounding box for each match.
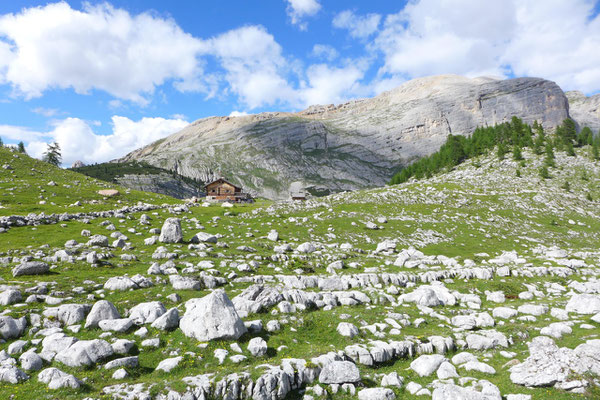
[121,75,570,199]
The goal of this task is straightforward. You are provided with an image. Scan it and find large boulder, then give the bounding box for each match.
[12,261,49,277]
[150,307,179,331]
[358,388,396,400]
[85,300,121,329]
[128,301,166,325]
[55,339,114,367]
[0,364,28,384]
[566,294,600,314]
[319,360,361,384]
[410,354,446,377]
[56,304,91,326]
[38,367,82,389]
[400,284,456,307]
[0,316,27,340]
[0,289,22,305]
[180,290,247,341]
[159,218,183,243]
[510,336,600,390]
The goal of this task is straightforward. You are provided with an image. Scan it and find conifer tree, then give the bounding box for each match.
[42,142,62,167]
[513,145,523,161]
[17,141,26,153]
[497,142,507,160]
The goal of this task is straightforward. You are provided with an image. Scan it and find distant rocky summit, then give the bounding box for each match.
[71,160,85,168]
[121,75,575,199]
[566,90,600,133]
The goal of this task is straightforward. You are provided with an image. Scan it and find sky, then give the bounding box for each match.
[0,0,599,166]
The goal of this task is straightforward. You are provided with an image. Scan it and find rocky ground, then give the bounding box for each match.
[1,145,600,400]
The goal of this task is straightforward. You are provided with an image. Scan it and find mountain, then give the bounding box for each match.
[566,90,600,133]
[120,75,570,199]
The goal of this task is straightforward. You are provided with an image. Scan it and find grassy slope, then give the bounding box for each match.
[0,147,179,216]
[0,145,599,399]
[71,161,203,188]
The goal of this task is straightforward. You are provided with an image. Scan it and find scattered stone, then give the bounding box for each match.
[180,289,247,341]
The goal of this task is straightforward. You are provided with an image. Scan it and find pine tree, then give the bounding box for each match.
[17,141,26,153]
[539,166,550,179]
[513,145,523,161]
[533,132,544,155]
[544,142,555,167]
[0,136,3,147]
[497,142,507,160]
[562,180,571,191]
[593,138,600,160]
[42,142,62,167]
[560,118,577,144]
[578,127,593,147]
[566,141,576,156]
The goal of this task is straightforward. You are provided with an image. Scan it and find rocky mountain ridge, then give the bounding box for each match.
[121,75,590,199]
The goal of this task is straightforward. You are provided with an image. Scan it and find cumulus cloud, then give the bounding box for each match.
[333,10,381,39]
[0,124,45,142]
[207,25,296,109]
[370,0,600,93]
[23,116,188,167]
[0,2,209,104]
[286,0,321,30]
[300,62,369,106]
[31,107,61,117]
[311,44,339,61]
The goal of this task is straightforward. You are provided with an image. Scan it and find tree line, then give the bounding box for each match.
[389,117,600,185]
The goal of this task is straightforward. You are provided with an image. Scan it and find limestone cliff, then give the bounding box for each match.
[566,91,600,133]
[120,75,570,199]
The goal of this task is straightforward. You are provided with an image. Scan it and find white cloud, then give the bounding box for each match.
[311,44,339,61]
[286,0,321,30]
[208,25,296,109]
[24,116,188,167]
[333,10,381,39]
[31,107,60,117]
[299,62,369,106]
[0,124,45,142]
[371,0,600,93]
[229,111,249,117]
[0,2,209,104]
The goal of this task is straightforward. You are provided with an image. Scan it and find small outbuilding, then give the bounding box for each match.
[204,178,252,203]
[289,181,307,201]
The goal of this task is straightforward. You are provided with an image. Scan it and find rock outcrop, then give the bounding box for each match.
[566,91,600,133]
[115,173,200,199]
[120,75,569,199]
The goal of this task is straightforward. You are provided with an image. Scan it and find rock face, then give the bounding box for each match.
[566,91,600,133]
[120,75,569,199]
[115,173,200,199]
[180,289,247,341]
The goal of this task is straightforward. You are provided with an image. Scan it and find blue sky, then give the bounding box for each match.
[0,0,599,166]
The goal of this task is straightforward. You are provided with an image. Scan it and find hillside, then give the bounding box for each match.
[71,162,204,200]
[1,134,600,399]
[0,146,180,216]
[120,75,571,200]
